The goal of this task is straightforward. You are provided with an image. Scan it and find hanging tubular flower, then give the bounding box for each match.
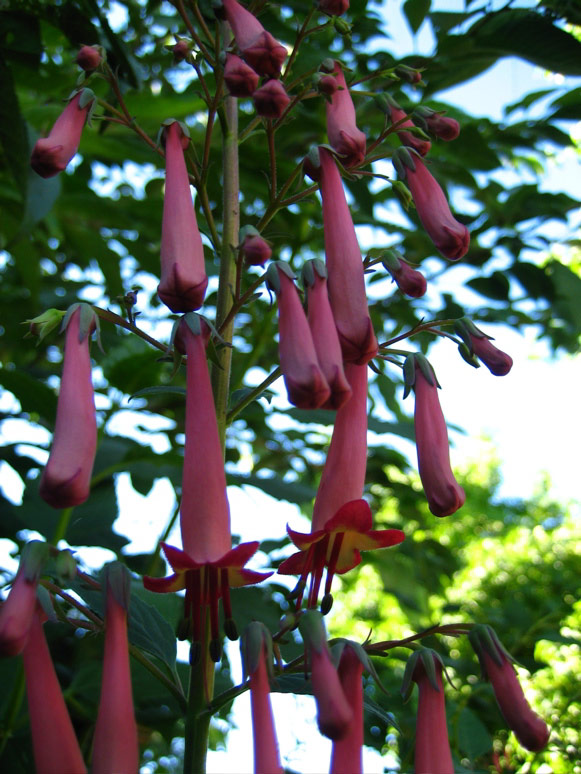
[241,623,284,774]
[404,354,465,517]
[240,225,272,266]
[469,625,550,752]
[401,649,454,774]
[299,611,353,741]
[454,318,513,376]
[39,303,97,509]
[0,541,49,657]
[224,53,260,97]
[414,106,460,142]
[92,564,139,774]
[382,249,427,298]
[377,95,431,156]
[158,119,208,313]
[325,62,366,167]
[279,364,404,610]
[302,259,352,410]
[266,262,331,409]
[306,147,378,364]
[393,147,470,261]
[30,89,95,178]
[221,0,287,77]
[329,643,367,774]
[144,314,271,661]
[22,605,87,774]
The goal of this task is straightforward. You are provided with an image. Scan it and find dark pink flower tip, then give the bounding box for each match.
[388,258,427,298]
[39,306,97,510]
[0,570,38,657]
[30,91,93,178]
[482,651,550,752]
[253,79,290,119]
[389,105,431,157]
[405,156,470,261]
[76,45,101,71]
[413,363,465,518]
[425,112,460,141]
[310,642,353,740]
[326,63,366,167]
[317,74,338,96]
[222,0,286,77]
[242,233,272,265]
[469,334,513,376]
[412,653,454,774]
[330,645,364,774]
[249,642,284,774]
[224,53,260,97]
[318,0,350,15]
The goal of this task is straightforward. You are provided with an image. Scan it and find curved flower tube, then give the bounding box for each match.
[22,606,87,774]
[222,0,287,77]
[325,62,366,167]
[39,304,97,509]
[158,120,208,312]
[30,89,95,178]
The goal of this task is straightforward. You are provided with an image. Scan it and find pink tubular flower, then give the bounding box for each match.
[299,611,353,740]
[469,626,550,752]
[158,120,208,312]
[308,147,378,364]
[326,62,366,167]
[454,318,513,376]
[0,541,49,657]
[389,104,431,156]
[30,89,95,178]
[22,606,87,774]
[39,304,97,509]
[92,564,139,774]
[222,0,287,77]
[144,314,271,660]
[395,149,470,260]
[266,262,331,409]
[241,623,283,774]
[330,644,364,774]
[253,79,290,119]
[318,0,350,15]
[303,259,352,410]
[382,250,427,298]
[402,649,454,774]
[414,107,460,141]
[224,53,259,97]
[405,354,465,517]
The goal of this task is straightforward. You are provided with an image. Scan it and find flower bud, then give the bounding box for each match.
[253,79,290,119]
[224,53,259,97]
[240,225,272,265]
[75,45,103,71]
[317,0,350,16]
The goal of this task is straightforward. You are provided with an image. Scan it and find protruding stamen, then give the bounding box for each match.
[209,566,220,642]
[192,568,202,643]
[320,592,333,615]
[209,638,222,663]
[308,537,329,609]
[324,532,344,595]
[190,640,202,665]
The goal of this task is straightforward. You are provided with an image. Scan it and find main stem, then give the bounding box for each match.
[184,90,239,773]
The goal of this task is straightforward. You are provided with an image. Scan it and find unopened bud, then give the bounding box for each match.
[25,308,65,343]
[395,64,422,84]
[76,45,103,71]
[55,550,77,583]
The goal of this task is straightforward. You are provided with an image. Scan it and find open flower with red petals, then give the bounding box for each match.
[92,564,139,774]
[306,147,378,364]
[241,623,283,774]
[325,62,366,167]
[22,605,87,774]
[266,262,331,409]
[158,120,208,312]
[469,625,550,752]
[144,314,270,660]
[404,354,465,517]
[402,649,454,774]
[0,541,49,657]
[221,0,287,77]
[302,259,352,409]
[30,89,95,178]
[393,148,469,260]
[39,304,97,509]
[454,318,513,376]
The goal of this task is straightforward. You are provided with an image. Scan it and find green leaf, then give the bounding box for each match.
[466,272,511,302]
[403,0,431,35]
[457,707,493,759]
[0,366,57,423]
[0,52,29,198]
[227,472,316,505]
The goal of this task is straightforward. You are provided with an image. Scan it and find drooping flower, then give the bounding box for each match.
[241,623,284,774]
[469,625,550,752]
[144,314,271,660]
[329,643,364,774]
[224,53,259,97]
[404,354,465,517]
[266,262,331,410]
[382,249,427,298]
[302,259,352,410]
[393,148,470,261]
[30,89,95,178]
[306,147,378,364]
[401,649,454,774]
[92,563,139,774]
[158,119,208,313]
[0,541,49,657]
[221,0,287,77]
[39,304,97,509]
[454,318,513,376]
[325,62,366,167]
[240,225,272,265]
[279,365,404,609]
[253,79,290,119]
[414,106,460,141]
[386,98,431,156]
[22,605,87,774]
[75,45,102,71]
[299,611,353,740]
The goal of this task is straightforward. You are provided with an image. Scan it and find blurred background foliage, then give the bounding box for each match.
[0,0,579,771]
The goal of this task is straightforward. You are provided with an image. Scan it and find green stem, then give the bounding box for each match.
[226,367,281,423]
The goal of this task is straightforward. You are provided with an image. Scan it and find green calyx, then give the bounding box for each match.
[331,638,388,694]
[401,647,445,702]
[240,621,274,681]
[402,353,439,399]
[381,248,404,275]
[298,609,328,655]
[157,118,191,148]
[103,561,132,612]
[301,258,327,288]
[55,549,78,583]
[265,261,295,294]
[392,146,417,180]
[25,308,65,344]
[61,302,99,344]
[468,624,520,678]
[20,540,50,583]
